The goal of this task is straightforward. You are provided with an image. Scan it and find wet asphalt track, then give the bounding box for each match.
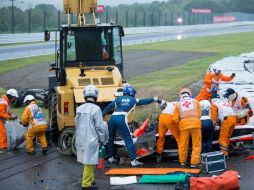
[1,143,254,190]
[0,50,214,90]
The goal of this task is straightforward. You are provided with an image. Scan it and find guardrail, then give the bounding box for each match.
[0,22,253,45]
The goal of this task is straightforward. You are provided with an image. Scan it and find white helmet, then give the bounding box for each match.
[23,95,35,104]
[7,89,19,98]
[200,100,211,111]
[84,85,98,99]
[211,64,221,74]
[179,88,192,99]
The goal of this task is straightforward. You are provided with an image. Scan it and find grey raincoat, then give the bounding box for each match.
[75,103,109,165]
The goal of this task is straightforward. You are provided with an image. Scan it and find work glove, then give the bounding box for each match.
[236,110,247,118]
[211,87,218,93]
[244,108,250,116]
[231,73,236,78]
[153,96,159,102]
[212,78,219,85]
[159,100,166,105]
[9,114,17,120]
[19,121,29,128]
[159,100,167,110]
[249,110,253,117]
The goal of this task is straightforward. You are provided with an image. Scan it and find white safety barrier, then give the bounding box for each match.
[0,21,254,45]
[212,52,254,124]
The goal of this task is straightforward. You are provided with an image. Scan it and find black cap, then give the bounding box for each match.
[224,88,235,98]
[211,93,220,99]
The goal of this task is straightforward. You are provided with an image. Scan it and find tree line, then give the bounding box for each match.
[0,0,253,33]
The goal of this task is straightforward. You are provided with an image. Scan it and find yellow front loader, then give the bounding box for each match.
[46,0,125,155]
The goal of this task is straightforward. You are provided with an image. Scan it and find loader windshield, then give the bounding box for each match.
[65,26,122,67]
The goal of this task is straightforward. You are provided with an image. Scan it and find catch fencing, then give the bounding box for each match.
[1,6,254,34]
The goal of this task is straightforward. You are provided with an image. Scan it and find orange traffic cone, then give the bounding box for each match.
[97,146,106,170]
[133,114,152,138]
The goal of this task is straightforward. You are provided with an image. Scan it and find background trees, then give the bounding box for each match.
[0,0,253,33]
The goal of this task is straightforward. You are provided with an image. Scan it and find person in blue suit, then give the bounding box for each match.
[200,100,214,153]
[103,85,158,166]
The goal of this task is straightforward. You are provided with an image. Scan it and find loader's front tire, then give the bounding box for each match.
[48,93,58,142]
[71,134,77,156]
[58,128,75,156]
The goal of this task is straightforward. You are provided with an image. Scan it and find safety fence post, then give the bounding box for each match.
[125,11,128,27]
[11,0,14,33]
[134,11,137,27]
[165,12,167,26]
[28,9,31,33]
[151,12,154,26]
[144,11,146,27]
[58,10,61,28]
[106,11,109,23]
[170,12,174,26]
[184,12,188,25]
[158,12,161,26]
[43,10,46,31]
[115,12,118,25]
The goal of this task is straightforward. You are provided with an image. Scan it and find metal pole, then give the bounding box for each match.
[44,10,46,31]
[115,12,118,25]
[151,12,154,26]
[134,11,137,27]
[28,9,31,33]
[106,12,109,23]
[159,12,161,26]
[165,12,167,26]
[11,0,14,33]
[125,11,128,27]
[58,10,61,28]
[144,11,146,27]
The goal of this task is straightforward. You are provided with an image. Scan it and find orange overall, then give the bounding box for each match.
[211,101,236,155]
[196,72,233,101]
[173,98,202,165]
[22,101,48,153]
[0,95,12,149]
[156,113,180,155]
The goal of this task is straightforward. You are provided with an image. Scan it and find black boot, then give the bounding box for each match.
[82,186,98,190]
[156,154,162,163]
[42,148,48,155]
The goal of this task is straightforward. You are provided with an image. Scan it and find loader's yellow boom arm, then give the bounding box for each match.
[63,0,98,26]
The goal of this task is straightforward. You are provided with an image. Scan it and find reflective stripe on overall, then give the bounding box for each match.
[214,100,236,155]
[0,98,10,148]
[25,103,48,153]
[28,104,47,128]
[0,98,10,123]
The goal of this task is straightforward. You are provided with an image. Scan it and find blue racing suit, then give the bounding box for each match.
[102,95,155,160]
[201,109,214,153]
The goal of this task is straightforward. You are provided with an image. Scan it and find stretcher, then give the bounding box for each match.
[105,168,201,175]
[138,173,188,184]
[6,120,26,150]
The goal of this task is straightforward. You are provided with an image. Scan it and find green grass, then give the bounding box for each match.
[0,54,54,74]
[0,54,53,119]
[128,32,254,96]
[1,32,254,122]
[124,32,254,54]
[125,32,254,121]
[0,89,48,120]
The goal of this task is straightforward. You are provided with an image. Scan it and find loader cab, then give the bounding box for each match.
[55,25,124,86]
